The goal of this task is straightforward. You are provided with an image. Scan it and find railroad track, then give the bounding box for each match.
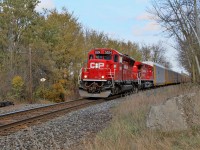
[0,98,105,136]
[0,85,175,136]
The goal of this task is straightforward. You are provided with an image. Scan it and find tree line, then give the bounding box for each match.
[149,0,200,82]
[0,0,175,102]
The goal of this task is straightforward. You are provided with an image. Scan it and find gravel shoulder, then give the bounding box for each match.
[0,97,125,150]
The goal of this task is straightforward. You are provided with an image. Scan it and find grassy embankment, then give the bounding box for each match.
[85,84,200,150]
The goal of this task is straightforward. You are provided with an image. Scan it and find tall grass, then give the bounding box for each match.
[85,84,200,150]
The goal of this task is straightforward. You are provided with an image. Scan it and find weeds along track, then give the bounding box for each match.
[0,98,105,136]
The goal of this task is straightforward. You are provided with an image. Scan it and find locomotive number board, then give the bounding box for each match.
[104,50,112,54]
[95,50,112,54]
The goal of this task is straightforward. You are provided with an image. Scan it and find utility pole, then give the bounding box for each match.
[17,47,33,103]
[29,46,33,103]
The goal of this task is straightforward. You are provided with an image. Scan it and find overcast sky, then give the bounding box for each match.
[37,0,183,72]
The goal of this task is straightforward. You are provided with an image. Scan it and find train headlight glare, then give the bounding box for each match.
[102,76,105,79]
[84,75,87,78]
[114,64,117,68]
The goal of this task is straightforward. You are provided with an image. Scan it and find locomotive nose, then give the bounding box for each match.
[85,60,110,80]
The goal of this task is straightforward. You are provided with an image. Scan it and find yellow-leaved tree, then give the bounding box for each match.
[12,76,24,100]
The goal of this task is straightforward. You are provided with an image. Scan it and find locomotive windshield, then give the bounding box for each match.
[96,54,112,60]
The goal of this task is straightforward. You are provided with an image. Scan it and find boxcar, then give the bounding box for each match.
[143,61,166,86]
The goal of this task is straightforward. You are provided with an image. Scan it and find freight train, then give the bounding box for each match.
[78,48,190,98]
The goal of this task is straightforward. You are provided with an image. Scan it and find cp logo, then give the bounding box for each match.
[90,63,104,68]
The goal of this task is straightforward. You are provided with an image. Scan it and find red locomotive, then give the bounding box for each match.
[78,48,138,97]
[78,48,190,98]
[133,61,154,88]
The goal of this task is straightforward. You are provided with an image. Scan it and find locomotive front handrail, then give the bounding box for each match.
[137,72,141,85]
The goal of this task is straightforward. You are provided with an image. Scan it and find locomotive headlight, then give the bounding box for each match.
[101,75,105,79]
[84,75,88,78]
[114,64,117,68]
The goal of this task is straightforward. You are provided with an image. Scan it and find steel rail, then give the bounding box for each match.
[0,93,126,136]
[0,98,85,119]
[0,99,104,136]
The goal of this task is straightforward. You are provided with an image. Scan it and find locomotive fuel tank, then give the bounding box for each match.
[79,89,111,98]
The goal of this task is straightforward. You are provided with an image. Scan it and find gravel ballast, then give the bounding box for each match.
[0,98,124,150]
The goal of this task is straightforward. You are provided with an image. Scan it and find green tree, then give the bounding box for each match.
[0,0,40,100]
[39,9,85,94]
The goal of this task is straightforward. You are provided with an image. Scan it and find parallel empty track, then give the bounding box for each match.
[0,99,105,136]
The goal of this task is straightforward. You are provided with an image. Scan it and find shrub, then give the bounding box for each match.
[12,76,24,100]
[41,81,66,102]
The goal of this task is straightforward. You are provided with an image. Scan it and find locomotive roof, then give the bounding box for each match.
[135,61,151,66]
[90,48,135,61]
[143,61,166,69]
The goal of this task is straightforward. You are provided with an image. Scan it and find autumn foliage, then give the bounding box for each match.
[12,76,24,100]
